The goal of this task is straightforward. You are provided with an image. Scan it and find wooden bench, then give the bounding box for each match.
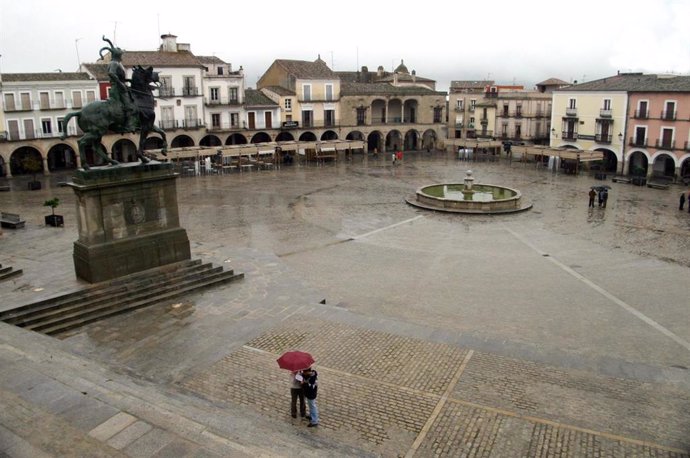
[1,212,25,229]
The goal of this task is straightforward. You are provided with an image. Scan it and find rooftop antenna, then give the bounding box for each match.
[330,51,334,69]
[113,21,118,45]
[74,38,82,70]
[157,14,161,44]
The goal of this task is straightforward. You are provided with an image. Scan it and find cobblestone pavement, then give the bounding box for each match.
[2,153,690,456]
[182,316,689,457]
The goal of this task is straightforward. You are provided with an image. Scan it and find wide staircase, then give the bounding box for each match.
[0,263,23,282]
[0,259,243,336]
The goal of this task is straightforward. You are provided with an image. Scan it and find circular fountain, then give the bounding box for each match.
[406,170,532,214]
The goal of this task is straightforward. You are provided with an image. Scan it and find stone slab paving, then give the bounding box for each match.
[182,315,689,457]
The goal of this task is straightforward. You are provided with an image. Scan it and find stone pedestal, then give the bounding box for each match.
[67,162,190,283]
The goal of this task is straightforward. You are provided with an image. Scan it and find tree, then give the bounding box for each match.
[21,155,43,182]
[44,198,60,216]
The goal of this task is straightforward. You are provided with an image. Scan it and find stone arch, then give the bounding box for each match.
[299,131,317,142]
[226,133,248,145]
[594,148,618,173]
[651,152,675,177]
[404,129,419,150]
[144,136,166,151]
[320,130,338,141]
[371,99,386,123]
[386,130,403,151]
[170,135,195,148]
[627,150,649,176]
[251,132,272,144]
[112,138,138,163]
[680,155,690,179]
[200,134,222,147]
[367,131,383,153]
[346,131,365,141]
[276,132,294,142]
[388,99,403,123]
[47,143,77,172]
[422,129,437,151]
[10,146,44,176]
[0,156,6,177]
[403,99,419,123]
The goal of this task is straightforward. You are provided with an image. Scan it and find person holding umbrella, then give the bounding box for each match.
[277,351,314,421]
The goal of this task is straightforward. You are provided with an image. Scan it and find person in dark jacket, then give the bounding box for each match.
[302,367,319,427]
[680,192,686,211]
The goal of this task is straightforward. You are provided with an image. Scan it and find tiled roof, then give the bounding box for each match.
[450,80,494,89]
[275,59,335,79]
[536,78,569,86]
[1,72,93,82]
[341,82,445,96]
[82,64,110,81]
[119,50,203,68]
[558,73,690,92]
[196,55,227,65]
[263,86,295,96]
[245,89,279,106]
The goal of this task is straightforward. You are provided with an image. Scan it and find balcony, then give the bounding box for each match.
[182,87,199,97]
[455,123,463,128]
[629,136,648,147]
[159,87,176,97]
[207,121,243,131]
[565,107,577,117]
[634,109,648,119]
[159,120,177,130]
[477,130,493,138]
[468,106,475,113]
[561,131,578,141]
[205,97,241,106]
[661,110,676,121]
[655,138,675,149]
[454,106,464,112]
[514,110,523,118]
[595,133,612,143]
[3,103,33,112]
[599,109,612,118]
[480,117,488,124]
[183,118,204,129]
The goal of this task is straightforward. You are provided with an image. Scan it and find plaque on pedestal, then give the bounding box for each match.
[67,162,191,283]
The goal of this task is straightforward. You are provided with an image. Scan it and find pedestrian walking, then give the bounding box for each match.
[588,188,596,208]
[602,189,609,208]
[598,190,603,207]
[302,367,319,427]
[289,370,306,419]
[391,152,397,165]
[680,192,686,211]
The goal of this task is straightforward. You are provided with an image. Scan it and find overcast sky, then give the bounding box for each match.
[2,0,689,92]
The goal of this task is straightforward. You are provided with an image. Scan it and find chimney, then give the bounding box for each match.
[412,69,416,83]
[160,34,178,52]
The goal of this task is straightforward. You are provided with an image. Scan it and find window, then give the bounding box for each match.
[211,113,221,128]
[160,76,173,97]
[230,113,239,127]
[55,92,65,108]
[433,107,442,123]
[217,67,224,76]
[356,107,366,125]
[515,124,522,139]
[503,103,509,116]
[568,98,576,109]
[302,84,311,101]
[456,99,463,110]
[20,92,31,110]
[229,87,238,103]
[184,105,198,127]
[183,76,196,96]
[637,100,648,118]
[41,118,52,134]
[516,104,522,117]
[470,99,476,111]
[72,91,82,108]
[325,84,333,101]
[57,117,65,135]
[4,93,16,111]
[285,98,292,111]
[302,110,313,127]
[325,109,335,126]
[664,101,676,120]
[86,90,96,103]
[160,106,175,129]
[40,92,50,109]
[603,99,611,110]
[210,88,220,102]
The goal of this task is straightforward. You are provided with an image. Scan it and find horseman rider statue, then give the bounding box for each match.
[100,37,138,133]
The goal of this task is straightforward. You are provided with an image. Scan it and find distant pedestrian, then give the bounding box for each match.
[680,192,686,211]
[602,189,609,208]
[598,190,603,207]
[302,367,319,427]
[588,189,596,208]
[289,370,306,419]
[391,152,397,164]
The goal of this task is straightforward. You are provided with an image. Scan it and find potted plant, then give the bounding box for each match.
[44,197,64,227]
[22,156,43,190]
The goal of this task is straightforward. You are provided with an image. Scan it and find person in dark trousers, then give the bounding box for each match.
[302,367,319,427]
[588,188,596,208]
[602,189,609,208]
[289,371,306,419]
[680,192,686,211]
[598,190,603,207]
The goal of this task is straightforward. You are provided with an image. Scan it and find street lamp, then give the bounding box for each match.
[75,38,82,71]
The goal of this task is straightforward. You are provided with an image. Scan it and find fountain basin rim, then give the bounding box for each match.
[417,183,521,202]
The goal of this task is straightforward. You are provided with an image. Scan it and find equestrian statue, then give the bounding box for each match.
[61,36,168,170]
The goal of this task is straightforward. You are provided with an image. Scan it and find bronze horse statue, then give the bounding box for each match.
[61,37,167,170]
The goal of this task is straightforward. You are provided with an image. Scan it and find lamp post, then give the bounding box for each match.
[74,38,82,71]
[618,132,624,175]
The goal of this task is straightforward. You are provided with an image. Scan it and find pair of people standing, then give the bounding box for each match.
[289,367,319,427]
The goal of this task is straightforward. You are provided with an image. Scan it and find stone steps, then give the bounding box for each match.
[0,263,23,282]
[0,259,243,336]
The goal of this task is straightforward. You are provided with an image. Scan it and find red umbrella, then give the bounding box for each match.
[277,351,314,371]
